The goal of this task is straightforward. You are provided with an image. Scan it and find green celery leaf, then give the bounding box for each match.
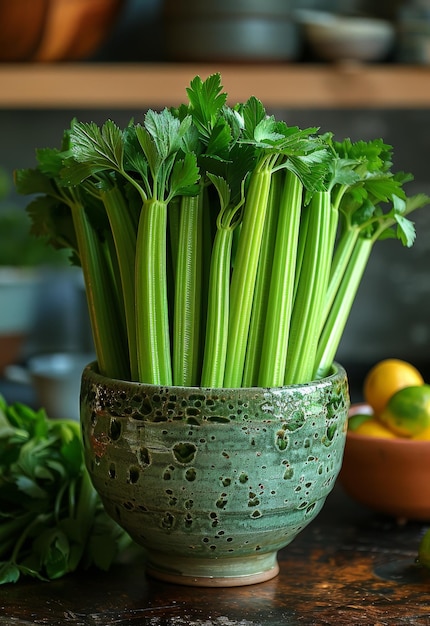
[351,197,376,225]
[144,109,192,160]
[334,137,394,173]
[59,433,84,476]
[238,96,267,140]
[123,125,150,183]
[35,528,71,580]
[364,174,405,203]
[135,123,161,182]
[71,120,124,172]
[207,173,231,215]
[327,157,361,189]
[60,157,106,186]
[83,512,132,571]
[186,73,227,141]
[220,106,243,143]
[14,167,56,196]
[205,118,233,158]
[395,214,416,247]
[36,147,70,178]
[26,195,79,255]
[253,117,285,145]
[0,562,20,584]
[169,152,200,199]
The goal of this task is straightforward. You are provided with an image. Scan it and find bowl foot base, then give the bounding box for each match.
[145,550,280,587]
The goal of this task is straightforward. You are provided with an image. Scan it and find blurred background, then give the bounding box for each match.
[0,0,429,410]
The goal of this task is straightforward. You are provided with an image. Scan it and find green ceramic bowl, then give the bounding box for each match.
[80,362,349,586]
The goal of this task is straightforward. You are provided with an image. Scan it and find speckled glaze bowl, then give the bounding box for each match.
[80,362,349,587]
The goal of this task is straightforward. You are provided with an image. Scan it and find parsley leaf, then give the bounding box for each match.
[0,396,132,585]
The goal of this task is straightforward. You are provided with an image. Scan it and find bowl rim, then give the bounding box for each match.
[83,360,348,394]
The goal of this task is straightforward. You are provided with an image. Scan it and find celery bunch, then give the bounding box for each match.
[15,74,429,387]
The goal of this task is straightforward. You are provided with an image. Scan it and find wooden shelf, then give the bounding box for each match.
[1,63,430,109]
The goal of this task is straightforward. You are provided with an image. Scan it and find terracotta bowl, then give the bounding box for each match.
[0,0,123,61]
[339,403,430,521]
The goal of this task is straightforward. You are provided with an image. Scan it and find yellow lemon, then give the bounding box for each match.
[363,358,424,416]
[413,426,430,441]
[352,417,397,439]
[380,384,430,438]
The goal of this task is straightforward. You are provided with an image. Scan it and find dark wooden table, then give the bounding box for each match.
[1,483,430,626]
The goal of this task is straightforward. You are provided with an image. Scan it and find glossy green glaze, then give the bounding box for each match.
[80,363,350,586]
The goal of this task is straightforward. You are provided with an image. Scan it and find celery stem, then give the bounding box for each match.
[258,170,303,387]
[173,193,203,387]
[135,199,172,385]
[315,237,372,379]
[223,165,272,388]
[242,171,282,387]
[71,204,130,380]
[320,226,360,332]
[101,186,139,380]
[285,190,332,385]
[201,227,233,388]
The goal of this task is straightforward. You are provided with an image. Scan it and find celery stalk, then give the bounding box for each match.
[242,171,282,387]
[315,237,372,378]
[100,186,139,381]
[201,226,233,388]
[258,170,303,387]
[320,226,360,334]
[173,193,204,386]
[201,175,243,388]
[70,202,130,380]
[223,163,272,388]
[285,191,332,385]
[135,199,172,385]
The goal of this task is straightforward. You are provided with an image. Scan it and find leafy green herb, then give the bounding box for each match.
[0,396,131,584]
[15,73,429,388]
[314,137,428,378]
[0,166,69,268]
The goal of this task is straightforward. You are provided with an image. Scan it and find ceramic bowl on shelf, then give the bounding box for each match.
[163,0,301,62]
[296,10,395,62]
[0,267,41,375]
[339,403,430,521]
[5,352,96,420]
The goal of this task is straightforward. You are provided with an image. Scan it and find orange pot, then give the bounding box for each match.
[0,0,123,61]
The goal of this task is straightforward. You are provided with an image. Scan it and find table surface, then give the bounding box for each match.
[1,483,429,626]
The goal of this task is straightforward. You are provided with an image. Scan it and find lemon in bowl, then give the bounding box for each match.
[339,402,430,520]
[363,358,424,417]
[379,385,430,438]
